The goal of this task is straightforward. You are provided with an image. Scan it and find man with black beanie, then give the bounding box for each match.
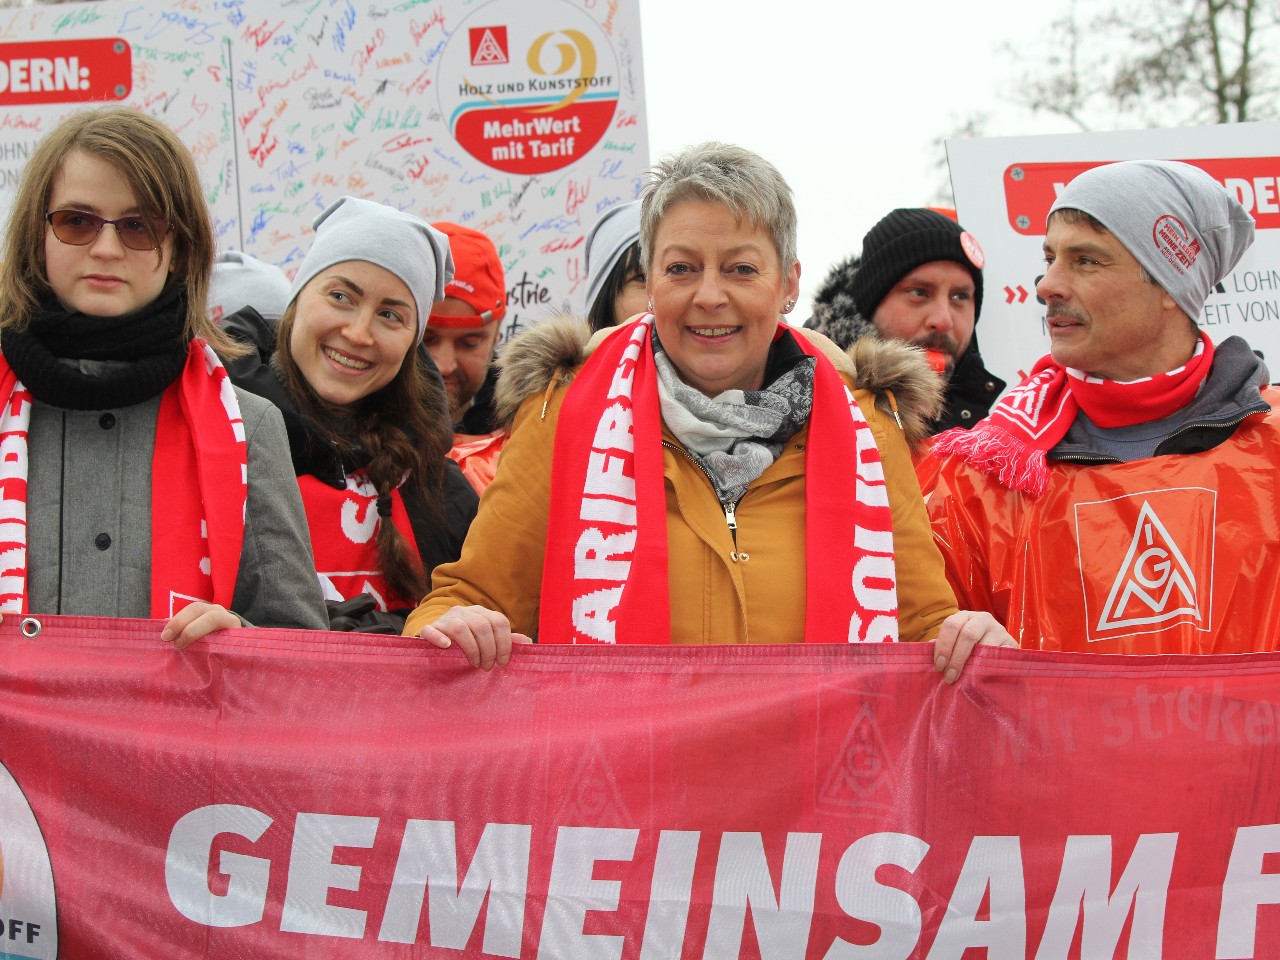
[807,207,1004,432]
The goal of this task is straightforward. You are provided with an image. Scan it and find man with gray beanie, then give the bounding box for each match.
[928,159,1280,655]
[807,207,1004,433]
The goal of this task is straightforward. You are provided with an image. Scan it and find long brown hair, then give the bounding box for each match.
[0,106,243,357]
[274,300,454,605]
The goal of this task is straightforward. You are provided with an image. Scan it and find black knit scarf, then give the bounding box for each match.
[2,284,190,410]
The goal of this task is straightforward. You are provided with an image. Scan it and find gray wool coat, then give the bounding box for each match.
[25,375,327,629]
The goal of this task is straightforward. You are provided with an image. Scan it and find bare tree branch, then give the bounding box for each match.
[1001,0,1277,131]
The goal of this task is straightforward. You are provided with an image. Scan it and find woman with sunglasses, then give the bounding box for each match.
[0,107,327,643]
[222,198,477,633]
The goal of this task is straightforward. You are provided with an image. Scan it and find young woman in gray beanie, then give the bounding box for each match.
[224,197,478,633]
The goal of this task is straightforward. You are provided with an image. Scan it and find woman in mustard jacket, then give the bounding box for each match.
[407,142,1013,676]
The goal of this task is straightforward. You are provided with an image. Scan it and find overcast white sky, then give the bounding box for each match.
[638,0,1075,316]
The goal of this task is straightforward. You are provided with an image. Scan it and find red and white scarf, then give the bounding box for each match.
[540,314,899,645]
[0,339,247,616]
[298,473,421,611]
[932,332,1215,495]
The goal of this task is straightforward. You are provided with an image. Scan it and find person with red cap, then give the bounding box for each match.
[427,222,508,492]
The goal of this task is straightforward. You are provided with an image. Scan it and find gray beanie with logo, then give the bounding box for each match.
[1049,160,1254,321]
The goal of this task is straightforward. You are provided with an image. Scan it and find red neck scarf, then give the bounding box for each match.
[0,340,247,617]
[932,332,1215,495]
[540,315,899,645]
[297,474,421,611]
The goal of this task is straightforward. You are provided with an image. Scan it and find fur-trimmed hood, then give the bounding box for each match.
[495,315,943,447]
[806,254,877,351]
[494,314,590,426]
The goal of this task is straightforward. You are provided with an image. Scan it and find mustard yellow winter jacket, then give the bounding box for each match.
[405,319,957,644]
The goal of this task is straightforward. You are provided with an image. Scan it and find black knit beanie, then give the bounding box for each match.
[849,208,985,323]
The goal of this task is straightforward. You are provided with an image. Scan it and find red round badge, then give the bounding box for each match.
[959,230,985,270]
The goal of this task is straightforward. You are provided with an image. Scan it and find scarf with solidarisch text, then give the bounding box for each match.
[540,314,899,644]
[298,474,422,611]
[932,332,1215,496]
[0,340,247,617]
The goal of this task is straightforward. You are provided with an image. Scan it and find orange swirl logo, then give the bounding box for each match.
[525,29,595,113]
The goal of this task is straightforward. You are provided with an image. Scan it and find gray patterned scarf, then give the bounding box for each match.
[654,333,815,504]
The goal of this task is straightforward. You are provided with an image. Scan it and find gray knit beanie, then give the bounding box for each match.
[1049,160,1254,320]
[289,197,454,343]
[209,250,291,323]
[583,200,642,316]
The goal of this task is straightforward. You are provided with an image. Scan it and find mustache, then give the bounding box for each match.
[912,332,962,356]
[1046,304,1088,322]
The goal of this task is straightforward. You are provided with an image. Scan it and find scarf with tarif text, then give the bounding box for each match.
[540,314,899,645]
[297,473,422,611]
[0,340,247,617]
[932,332,1215,495]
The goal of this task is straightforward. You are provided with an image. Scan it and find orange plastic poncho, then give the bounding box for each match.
[926,387,1280,653]
[446,430,507,495]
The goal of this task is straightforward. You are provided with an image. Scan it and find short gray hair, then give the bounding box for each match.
[640,142,797,275]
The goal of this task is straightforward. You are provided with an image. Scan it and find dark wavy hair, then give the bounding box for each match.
[274,300,453,605]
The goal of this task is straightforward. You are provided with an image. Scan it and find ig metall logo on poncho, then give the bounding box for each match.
[1075,487,1216,643]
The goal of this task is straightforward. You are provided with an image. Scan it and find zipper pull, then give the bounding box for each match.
[725,500,749,562]
[886,388,903,431]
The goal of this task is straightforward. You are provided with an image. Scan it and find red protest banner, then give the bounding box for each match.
[2,615,1280,958]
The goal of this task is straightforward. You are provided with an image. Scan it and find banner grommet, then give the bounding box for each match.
[20,616,42,638]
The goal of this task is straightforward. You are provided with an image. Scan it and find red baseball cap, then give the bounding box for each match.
[429,222,506,327]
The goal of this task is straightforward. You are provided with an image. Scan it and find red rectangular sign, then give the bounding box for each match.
[1004,157,1280,234]
[0,38,131,106]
